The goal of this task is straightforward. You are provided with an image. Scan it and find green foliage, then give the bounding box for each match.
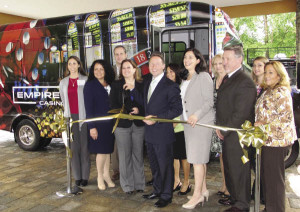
[232,13,296,60]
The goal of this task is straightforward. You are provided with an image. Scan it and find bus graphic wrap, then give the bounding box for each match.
[0,1,245,150]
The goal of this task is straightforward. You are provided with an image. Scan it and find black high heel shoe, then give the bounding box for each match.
[178,184,191,195]
[81,180,88,186]
[217,191,225,196]
[75,179,82,186]
[173,182,182,192]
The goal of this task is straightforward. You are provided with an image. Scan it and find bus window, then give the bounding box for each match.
[109,8,138,65]
[162,41,186,65]
[83,13,104,71]
[160,26,209,65]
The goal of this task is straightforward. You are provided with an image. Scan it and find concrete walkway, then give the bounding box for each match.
[0,131,299,211]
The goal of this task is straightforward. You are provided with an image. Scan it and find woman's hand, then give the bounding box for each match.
[216,129,224,140]
[130,107,139,115]
[90,128,98,140]
[123,82,134,90]
[187,114,198,128]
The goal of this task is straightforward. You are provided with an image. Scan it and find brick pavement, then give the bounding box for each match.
[0,137,299,212]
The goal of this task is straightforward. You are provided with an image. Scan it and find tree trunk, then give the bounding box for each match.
[297,0,300,88]
[264,15,269,58]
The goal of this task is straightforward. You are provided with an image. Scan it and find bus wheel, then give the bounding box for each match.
[15,119,40,151]
[39,138,52,148]
[285,140,299,169]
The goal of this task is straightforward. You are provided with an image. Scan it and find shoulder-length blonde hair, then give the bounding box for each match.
[251,56,269,83]
[262,61,291,91]
[211,54,222,78]
[119,59,143,82]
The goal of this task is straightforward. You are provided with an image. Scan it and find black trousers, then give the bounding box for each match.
[146,142,174,201]
[223,132,251,210]
[261,146,289,212]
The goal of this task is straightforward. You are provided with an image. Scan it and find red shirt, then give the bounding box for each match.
[68,78,79,114]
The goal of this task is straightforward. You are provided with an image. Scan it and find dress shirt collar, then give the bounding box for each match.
[228,66,242,78]
[151,72,164,83]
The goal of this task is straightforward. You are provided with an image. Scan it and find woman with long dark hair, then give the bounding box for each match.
[180,48,214,209]
[166,63,191,196]
[84,59,115,190]
[59,56,90,187]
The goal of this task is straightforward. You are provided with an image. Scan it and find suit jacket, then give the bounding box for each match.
[132,74,183,145]
[112,65,119,80]
[59,74,87,128]
[110,79,145,127]
[216,68,256,137]
[83,78,114,142]
[182,72,214,124]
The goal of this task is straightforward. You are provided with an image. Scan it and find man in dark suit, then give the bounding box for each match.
[111,45,128,181]
[113,45,127,80]
[216,45,256,212]
[125,52,182,208]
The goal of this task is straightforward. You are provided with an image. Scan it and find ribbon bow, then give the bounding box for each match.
[237,120,269,164]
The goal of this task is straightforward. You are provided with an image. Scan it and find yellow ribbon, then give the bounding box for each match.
[237,120,269,164]
[53,109,268,163]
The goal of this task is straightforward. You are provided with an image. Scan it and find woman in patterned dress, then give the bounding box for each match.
[255,61,297,212]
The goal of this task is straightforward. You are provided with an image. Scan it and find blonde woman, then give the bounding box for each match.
[210,54,229,199]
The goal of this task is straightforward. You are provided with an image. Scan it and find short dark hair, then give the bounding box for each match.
[167,63,182,85]
[150,51,165,64]
[224,45,244,59]
[113,45,126,54]
[88,60,115,85]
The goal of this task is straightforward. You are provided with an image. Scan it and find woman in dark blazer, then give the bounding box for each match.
[84,60,115,190]
[110,59,145,194]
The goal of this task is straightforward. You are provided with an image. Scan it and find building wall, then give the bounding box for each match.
[0,13,32,25]
[221,0,296,18]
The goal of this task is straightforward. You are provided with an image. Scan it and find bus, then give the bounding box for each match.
[0,1,243,151]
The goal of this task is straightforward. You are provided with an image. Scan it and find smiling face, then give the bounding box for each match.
[264,64,280,88]
[67,58,80,75]
[94,63,105,81]
[252,60,265,78]
[149,56,165,78]
[222,50,242,74]
[121,61,136,79]
[213,57,225,76]
[166,67,176,82]
[114,47,127,66]
[183,51,200,72]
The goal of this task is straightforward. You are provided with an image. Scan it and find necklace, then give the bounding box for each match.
[70,78,77,87]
